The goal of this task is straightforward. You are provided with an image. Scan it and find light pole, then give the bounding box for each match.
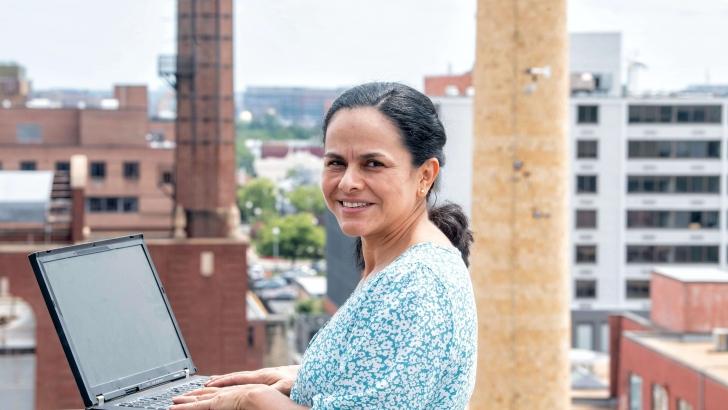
[272,226,280,272]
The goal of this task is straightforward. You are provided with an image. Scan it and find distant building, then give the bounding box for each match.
[0,84,176,238]
[610,267,728,409]
[0,63,31,107]
[424,71,473,97]
[241,86,344,127]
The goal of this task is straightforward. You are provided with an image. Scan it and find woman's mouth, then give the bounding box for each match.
[338,201,373,212]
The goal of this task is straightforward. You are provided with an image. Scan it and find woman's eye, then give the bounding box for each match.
[326,160,344,167]
[365,160,383,168]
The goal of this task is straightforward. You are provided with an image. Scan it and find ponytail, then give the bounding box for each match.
[352,202,473,271]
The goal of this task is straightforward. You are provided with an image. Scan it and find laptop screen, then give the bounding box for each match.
[43,243,187,388]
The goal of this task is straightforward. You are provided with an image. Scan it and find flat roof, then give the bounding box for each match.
[626,332,728,387]
[653,266,728,283]
[0,171,53,202]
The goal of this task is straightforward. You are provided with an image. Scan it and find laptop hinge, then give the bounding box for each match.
[185,368,190,378]
[96,394,105,406]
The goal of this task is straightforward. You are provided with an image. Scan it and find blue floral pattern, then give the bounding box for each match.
[290,242,477,409]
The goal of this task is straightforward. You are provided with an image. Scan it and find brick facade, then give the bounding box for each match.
[651,272,728,333]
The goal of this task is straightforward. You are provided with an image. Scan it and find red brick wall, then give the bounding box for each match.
[650,274,687,331]
[0,239,258,410]
[114,85,148,112]
[618,336,702,410]
[705,376,728,410]
[423,72,472,97]
[79,110,149,147]
[652,273,728,333]
[0,108,80,145]
[609,314,651,397]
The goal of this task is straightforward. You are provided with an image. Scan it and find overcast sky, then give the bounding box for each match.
[1,0,727,92]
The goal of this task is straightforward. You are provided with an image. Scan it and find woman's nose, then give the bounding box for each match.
[338,166,363,193]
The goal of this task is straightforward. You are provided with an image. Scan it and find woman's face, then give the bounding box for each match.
[321,107,426,239]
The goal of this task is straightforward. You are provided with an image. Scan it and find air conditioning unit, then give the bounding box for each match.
[714,328,728,352]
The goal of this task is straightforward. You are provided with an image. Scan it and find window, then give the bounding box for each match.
[577,105,599,124]
[574,323,594,350]
[629,105,721,124]
[160,170,173,184]
[677,399,693,410]
[86,197,138,213]
[626,280,650,299]
[123,161,140,180]
[16,123,42,143]
[652,384,668,410]
[576,210,597,229]
[628,140,721,159]
[575,280,597,299]
[90,162,106,179]
[599,322,609,353]
[626,210,719,229]
[629,374,643,410]
[577,175,598,193]
[626,245,718,264]
[0,161,3,170]
[627,176,720,194]
[576,245,597,263]
[20,161,36,171]
[55,161,70,172]
[577,140,598,159]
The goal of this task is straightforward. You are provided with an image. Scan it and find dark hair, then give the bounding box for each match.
[322,82,474,269]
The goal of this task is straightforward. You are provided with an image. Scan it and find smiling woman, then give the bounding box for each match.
[171,82,477,410]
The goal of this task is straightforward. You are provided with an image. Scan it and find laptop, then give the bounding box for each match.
[29,234,209,409]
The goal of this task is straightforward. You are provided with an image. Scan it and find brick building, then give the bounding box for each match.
[423,71,472,97]
[610,267,728,410]
[0,84,176,238]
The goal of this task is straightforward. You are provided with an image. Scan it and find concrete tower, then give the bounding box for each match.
[175,0,237,238]
[470,0,571,408]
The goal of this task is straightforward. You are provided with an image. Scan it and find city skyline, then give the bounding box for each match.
[1,0,727,92]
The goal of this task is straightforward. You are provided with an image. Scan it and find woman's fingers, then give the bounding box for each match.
[181,387,219,396]
[205,370,266,387]
[172,393,216,403]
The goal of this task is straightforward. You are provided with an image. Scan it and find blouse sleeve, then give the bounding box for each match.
[309,263,454,410]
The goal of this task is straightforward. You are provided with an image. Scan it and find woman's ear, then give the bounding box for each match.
[419,158,440,192]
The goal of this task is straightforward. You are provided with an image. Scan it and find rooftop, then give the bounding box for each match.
[653,266,728,283]
[626,331,728,387]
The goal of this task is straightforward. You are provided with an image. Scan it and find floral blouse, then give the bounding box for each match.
[290,242,477,409]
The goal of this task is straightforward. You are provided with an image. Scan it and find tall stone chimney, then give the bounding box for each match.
[175,0,237,238]
[470,0,570,408]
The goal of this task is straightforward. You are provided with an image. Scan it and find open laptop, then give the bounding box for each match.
[29,234,209,409]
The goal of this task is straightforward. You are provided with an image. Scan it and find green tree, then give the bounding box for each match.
[236,139,256,177]
[237,178,277,222]
[255,213,325,262]
[287,185,326,217]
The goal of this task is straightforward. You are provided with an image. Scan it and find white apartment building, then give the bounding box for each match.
[433,33,728,353]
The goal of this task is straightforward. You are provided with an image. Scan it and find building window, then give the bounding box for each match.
[626,280,650,299]
[16,123,42,143]
[0,161,3,170]
[629,374,643,410]
[577,175,598,193]
[90,162,106,179]
[577,105,599,124]
[627,176,720,194]
[20,161,36,171]
[87,197,138,213]
[628,140,721,159]
[577,140,598,159]
[626,210,719,229]
[55,161,70,172]
[575,280,597,299]
[576,210,597,229]
[123,161,140,180]
[599,322,609,353]
[626,245,718,264]
[628,105,721,124]
[576,245,597,263]
[677,399,693,410]
[574,322,594,350]
[160,170,173,184]
[652,384,668,410]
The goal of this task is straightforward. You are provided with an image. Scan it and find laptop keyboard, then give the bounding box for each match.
[116,377,209,409]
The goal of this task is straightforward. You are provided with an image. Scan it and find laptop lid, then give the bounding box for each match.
[29,234,197,408]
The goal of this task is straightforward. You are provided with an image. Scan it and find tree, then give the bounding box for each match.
[255,213,325,262]
[237,178,277,222]
[287,185,327,217]
[236,138,256,177]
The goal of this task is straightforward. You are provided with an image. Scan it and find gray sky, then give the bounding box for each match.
[0,0,726,92]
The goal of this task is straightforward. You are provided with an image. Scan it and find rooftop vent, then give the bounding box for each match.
[714,328,728,352]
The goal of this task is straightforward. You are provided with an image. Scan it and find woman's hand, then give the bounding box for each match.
[203,366,300,396]
[169,384,308,410]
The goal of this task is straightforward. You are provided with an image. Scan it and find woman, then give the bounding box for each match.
[171,82,477,410]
